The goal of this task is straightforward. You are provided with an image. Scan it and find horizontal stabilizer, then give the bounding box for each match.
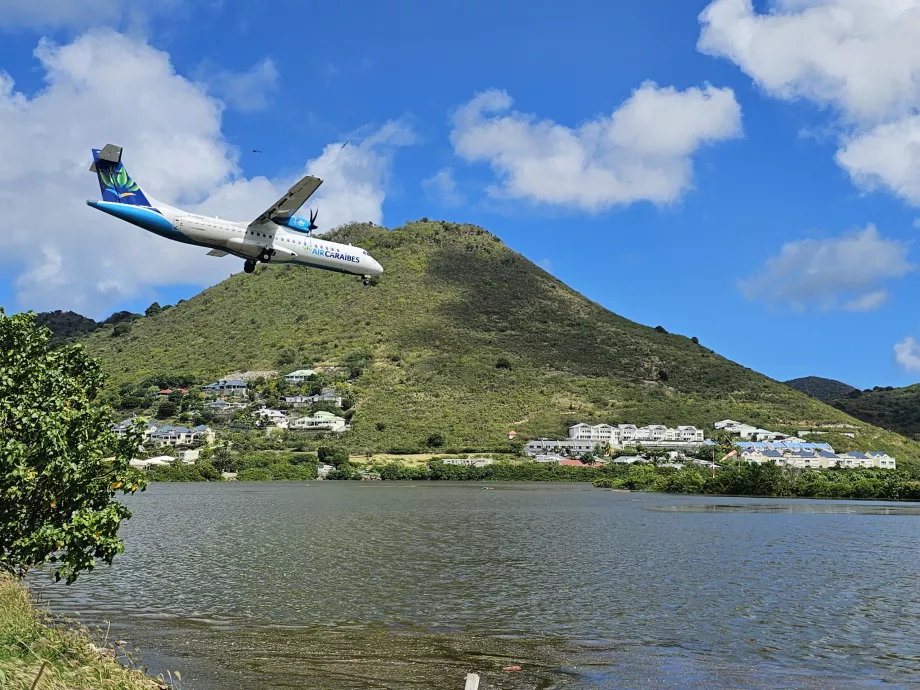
[90,144,122,171]
[207,249,229,257]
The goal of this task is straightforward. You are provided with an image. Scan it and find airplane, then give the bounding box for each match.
[86,144,384,284]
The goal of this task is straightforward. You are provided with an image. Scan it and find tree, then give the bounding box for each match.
[426,432,445,448]
[0,310,146,584]
[317,445,350,468]
[657,370,669,382]
[654,325,668,334]
[156,400,177,419]
[495,357,512,370]
[145,302,162,317]
[211,444,234,473]
[111,323,131,338]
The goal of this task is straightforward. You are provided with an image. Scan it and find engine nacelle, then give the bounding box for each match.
[279,215,313,233]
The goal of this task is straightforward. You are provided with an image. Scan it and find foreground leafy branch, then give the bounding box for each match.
[0,309,147,584]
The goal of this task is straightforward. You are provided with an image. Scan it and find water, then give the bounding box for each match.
[30,482,920,688]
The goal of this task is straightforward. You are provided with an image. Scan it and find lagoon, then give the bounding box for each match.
[33,482,920,689]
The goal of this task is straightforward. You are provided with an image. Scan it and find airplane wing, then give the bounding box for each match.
[207,249,229,257]
[253,174,323,224]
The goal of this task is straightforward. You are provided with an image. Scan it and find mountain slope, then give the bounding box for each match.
[785,376,857,401]
[830,385,920,440]
[81,220,920,461]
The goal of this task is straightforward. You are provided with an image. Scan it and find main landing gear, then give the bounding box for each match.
[244,247,275,274]
[359,275,371,287]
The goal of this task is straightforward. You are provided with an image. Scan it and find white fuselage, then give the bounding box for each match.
[88,200,384,278]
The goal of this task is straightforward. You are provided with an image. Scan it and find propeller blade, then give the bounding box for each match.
[308,208,318,230]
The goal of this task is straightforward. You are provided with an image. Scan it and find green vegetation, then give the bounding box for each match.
[784,376,858,401]
[830,384,920,440]
[1,310,146,584]
[34,311,101,345]
[0,574,168,689]
[592,462,920,501]
[75,220,920,463]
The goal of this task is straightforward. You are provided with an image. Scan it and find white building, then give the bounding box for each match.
[524,438,596,457]
[567,423,705,447]
[290,410,347,432]
[443,458,494,467]
[284,369,316,385]
[255,407,289,428]
[178,449,199,464]
[149,425,215,447]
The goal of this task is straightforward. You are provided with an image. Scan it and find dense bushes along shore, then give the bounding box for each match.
[148,456,920,501]
[590,462,920,500]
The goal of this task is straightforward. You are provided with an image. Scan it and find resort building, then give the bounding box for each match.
[289,410,347,433]
[567,423,705,447]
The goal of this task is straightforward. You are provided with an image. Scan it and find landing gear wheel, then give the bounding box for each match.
[258,249,272,263]
[244,260,256,274]
[362,278,370,286]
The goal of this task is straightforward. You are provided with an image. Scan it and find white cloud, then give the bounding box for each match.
[198,58,279,113]
[894,336,920,373]
[449,82,742,212]
[0,0,183,31]
[836,116,920,205]
[914,218,920,229]
[0,29,409,318]
[422,167,464,206]
[538,258,553,272]
[741,225,913,310]
[698,0,920,205]
[843,290,888,312]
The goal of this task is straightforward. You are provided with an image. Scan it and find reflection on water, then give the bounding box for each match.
[31,483,920,689]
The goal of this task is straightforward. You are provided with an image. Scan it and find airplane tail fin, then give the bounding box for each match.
[89,144,152,206]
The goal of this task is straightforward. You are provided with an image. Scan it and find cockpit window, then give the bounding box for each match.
[363,250,368,255]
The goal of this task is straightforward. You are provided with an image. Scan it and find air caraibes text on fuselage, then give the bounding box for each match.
[85,144,384,282]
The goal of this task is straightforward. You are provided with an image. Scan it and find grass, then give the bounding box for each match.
[79,219,920,465]
[0,574,170,690]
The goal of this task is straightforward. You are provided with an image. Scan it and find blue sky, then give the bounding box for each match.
[2,0,920,389]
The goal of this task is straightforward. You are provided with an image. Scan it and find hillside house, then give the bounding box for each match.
[290,410,347,432]
[208,399,248,412]
[111,418,158,442]
[255,407,289,429]
[281,388,343,408]
[444,458,495,467]
[149,424,215,447]
[284,369,316,385]
[201,379,248,396]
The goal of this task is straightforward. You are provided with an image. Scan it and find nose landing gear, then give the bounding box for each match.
[244,259,256,274]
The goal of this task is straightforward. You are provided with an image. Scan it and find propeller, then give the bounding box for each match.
[308,208,319,232]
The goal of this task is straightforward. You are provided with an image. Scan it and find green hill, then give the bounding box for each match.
[830,385,920,440]
[35,310,101,344]
[79,220,920,462]
[785,376,857,401]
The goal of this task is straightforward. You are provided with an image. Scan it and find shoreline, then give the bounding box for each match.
[0,574,172,690]
[144,472,920,504]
